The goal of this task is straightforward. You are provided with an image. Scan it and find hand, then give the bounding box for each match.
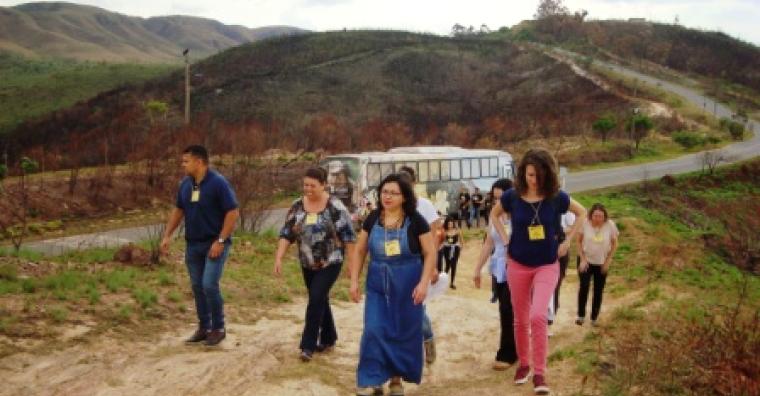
[473,272,481,289]
[578,259,589,273]
[160,237,171,256]
[208,241,224,259]
[412,281,429,305]
[349,281,362,303]
[558,241,570,257]
[431,270,440,285]
[273,259,283,276]
[601,260,611,275]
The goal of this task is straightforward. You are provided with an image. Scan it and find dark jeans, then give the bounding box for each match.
[552,253,570,318]
[185,241,230,330]
[458,209,471,229]
[442,246,460,285]
[300,263,342,352]
[494,276,517,364]
[577,262,608,320]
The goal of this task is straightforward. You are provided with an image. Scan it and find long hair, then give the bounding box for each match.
[443,216,457,230]
[376,173,417,217]
[514,148,560,198]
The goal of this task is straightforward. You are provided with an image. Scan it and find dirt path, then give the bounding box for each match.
[0,237,636,396]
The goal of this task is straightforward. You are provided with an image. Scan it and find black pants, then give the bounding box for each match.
[494,276,518,364]
[482,207,490,225]
[552,253,570,319]
[300,263,341,352]
[577,262,608,320]
[458,209,470,229]
[437,249,444,274]
[442,246,460,285]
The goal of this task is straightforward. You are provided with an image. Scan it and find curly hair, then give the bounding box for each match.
[514,148,560,198]
[376,173,417,217]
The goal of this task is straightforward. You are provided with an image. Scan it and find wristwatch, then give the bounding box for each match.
[217,237,225,244]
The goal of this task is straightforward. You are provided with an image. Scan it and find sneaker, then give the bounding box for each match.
[203,329,225,346]
[575,317,584,326]
[356,387,384,396]
[424,339,437,364]
[315,343,335,353]
[514,365,531,384]
[492,360,513,371]
[533,374,550,395]
[185,328,209,343]
[389,381,404,396]
[300,349,313,362]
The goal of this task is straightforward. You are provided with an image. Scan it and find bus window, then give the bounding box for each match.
[381,163,394,178]
[394,162,405,172]
[405,162,417,174]
[368,163,381,187]
[429,161,440,181]
[450,160,461,180]
[441,160,451,181]
[462,159,471,179]
[481,158,491,176]
[489,158,498,177]
[418,161,429,182]
[471,159,481,178]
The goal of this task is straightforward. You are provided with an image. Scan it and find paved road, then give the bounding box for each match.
[21,59,759,255]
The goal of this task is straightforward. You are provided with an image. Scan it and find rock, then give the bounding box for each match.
[113,244,153,267]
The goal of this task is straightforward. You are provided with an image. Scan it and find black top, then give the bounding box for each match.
[458,192,470,210]
[472,193,484,208]
[444,233,460,246]
[362,209,431,254]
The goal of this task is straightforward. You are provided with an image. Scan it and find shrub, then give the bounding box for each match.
[672,130,706,148]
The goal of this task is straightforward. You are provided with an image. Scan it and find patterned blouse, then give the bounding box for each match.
[279,196,357,270]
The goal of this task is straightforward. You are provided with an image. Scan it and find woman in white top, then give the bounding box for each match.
[576,203,619,326]
[473,178,517,370]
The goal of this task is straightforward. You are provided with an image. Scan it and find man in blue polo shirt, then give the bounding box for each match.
[161,145,239,346]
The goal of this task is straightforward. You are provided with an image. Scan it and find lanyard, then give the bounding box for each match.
[528,200,543,226]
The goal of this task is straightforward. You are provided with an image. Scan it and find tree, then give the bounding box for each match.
[451,23,466,37]
[534,0,569,19]
[0,157,39,252]
[627,114,654,151]
[698,150,726,176]
[592,115,617,143]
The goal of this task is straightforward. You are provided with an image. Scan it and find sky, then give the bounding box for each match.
[2,0,759,45]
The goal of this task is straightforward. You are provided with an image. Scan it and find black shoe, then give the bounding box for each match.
[315,343,335,353]
[204,329,226,346]
[300,349,314,362]
[185,328,209,343]
[450,284,457,290]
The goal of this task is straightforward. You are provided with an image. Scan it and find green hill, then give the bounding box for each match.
[0,2,305,63]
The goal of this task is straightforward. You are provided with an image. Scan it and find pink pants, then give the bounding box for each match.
[507,258,559,375]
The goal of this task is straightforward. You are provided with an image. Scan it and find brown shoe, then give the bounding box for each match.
[204,329,226,346]
[185,328,209,343]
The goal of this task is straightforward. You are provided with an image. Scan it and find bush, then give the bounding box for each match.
[672,131,706,148]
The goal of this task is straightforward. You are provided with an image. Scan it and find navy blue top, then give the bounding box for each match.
[176,170,239,243]
[500,188,570,267]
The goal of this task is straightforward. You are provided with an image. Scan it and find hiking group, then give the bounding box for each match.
[161,145,620,396]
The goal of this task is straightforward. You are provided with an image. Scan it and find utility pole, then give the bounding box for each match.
[183,48,190,125]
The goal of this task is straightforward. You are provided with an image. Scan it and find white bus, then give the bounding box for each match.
[319,146,516,219]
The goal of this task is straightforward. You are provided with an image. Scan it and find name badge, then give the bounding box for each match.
[384,240,401,256]
[191,190,200,202]
[305,213,318,225]
[528,225,545,241]
[592,232,604,243]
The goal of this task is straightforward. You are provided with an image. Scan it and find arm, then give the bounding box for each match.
[160,208,184,255]
[273,238,292,276]
[209,208,240,258]
[577,231,588,273]
[412,231,436,305]
[429,219,443,283]
[489,201,509,246]
[473,233,494,288]
[349,230,369,303]
[602,235,618,275]
[558,198,586,258]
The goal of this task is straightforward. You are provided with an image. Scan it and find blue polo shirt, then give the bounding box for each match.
[500,188,570,267]
[176,170,238,243]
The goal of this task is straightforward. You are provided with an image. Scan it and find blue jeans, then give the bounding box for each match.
[422,305,434,341]
[185,241,230,330]
[470,206,480,226]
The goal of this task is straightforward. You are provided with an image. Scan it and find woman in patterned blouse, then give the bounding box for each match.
[275,167,357,362]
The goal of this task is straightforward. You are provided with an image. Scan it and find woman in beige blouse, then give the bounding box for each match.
[576,203,619,326]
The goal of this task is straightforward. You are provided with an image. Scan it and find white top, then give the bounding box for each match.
[416,197,440,226]
[561,212,576,231]
[488,217,511,283]
[580,220,619,265]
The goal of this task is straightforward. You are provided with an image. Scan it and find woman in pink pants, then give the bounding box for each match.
[489,148,586,395]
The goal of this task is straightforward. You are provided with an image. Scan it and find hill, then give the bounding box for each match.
[5,30,629,166]
[514,18,760,102]
[0,2,305,63]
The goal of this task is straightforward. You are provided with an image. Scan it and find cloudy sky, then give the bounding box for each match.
[3,0,759,45]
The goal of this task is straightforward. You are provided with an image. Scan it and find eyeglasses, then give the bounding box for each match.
[380,190,402,197]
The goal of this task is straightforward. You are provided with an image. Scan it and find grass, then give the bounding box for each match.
[0,52,176,135]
